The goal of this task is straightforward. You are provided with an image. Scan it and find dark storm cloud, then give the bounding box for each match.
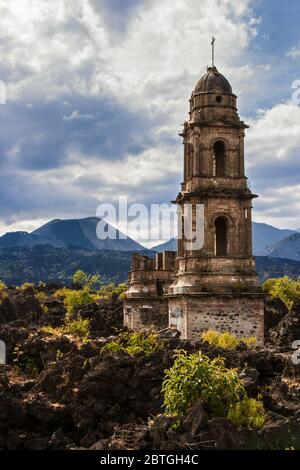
[247,150,300,190]
[0,95,160,172]
[0,169,99,223]
[89,0,151,34]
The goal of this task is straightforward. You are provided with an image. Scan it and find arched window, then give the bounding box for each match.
[213,141,225,177]
[214,216,228,256]
[156,280,165,296]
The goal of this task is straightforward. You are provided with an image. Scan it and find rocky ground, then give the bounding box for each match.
[1,288,300,450]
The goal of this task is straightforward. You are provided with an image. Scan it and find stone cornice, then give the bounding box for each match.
[176,188,258,201]
[190,115,249,129]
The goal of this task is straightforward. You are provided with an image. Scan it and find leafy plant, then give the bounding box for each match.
[201,330,257,349]
[73,270,101,289]
[263,276,300,310]
[217,332,240,349]
[97,282,128,300]
[242,336,257,348]
[0,280,7,292]
[40,325,64,336]
[12,344,39,376]
[0,280,8,305]
[102,331,164,357]
[36,291,48,303]
[64,316,90,341]
[228,395,266,428]
[201,330,219,346]
[55,286,97,318]
[41,317,90,342]
[18,282,35,292]
[56,349,64,362]
[162,350,265,429]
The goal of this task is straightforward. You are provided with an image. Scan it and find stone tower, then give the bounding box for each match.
[124,64,265,345]
[168,65,265,343]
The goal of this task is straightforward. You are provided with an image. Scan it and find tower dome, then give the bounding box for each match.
[194,66,232,94]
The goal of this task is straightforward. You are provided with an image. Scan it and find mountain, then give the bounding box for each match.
[152,222,296,255]
[252,222,295,254]
[0,217,146,252]
[152,238,177,252]
[260,232,300,262]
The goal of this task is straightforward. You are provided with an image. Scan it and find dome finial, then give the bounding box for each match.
[211,36,216,67]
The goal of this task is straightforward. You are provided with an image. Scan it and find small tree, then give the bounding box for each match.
[72,270,101,290]
[73,270,88,287]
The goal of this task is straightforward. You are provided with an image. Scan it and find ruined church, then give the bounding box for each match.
[124,61,265,345]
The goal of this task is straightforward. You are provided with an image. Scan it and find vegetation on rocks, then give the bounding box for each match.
[201,330,257,349]
[12,343,40,376]
[0,275,300,449]
[55,270,127,319]
[263,276,300,310]
[41,317,90,342]
[102,331,165,357]
[162,350,265,429]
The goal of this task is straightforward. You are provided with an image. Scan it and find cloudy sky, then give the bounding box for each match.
[0,0,300,239]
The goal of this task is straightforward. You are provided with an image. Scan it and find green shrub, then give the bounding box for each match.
[0,280,8,305]
[102,331,164,357]
[201,330,256,349]
[242,336,257,348]
[73,270,88,287]
[64,316,90,341]
[40,325,64,336]
[0,280,7,292]
[97,282,128,300]
[162,350,265,429]
[12,344,39,376]
[36,291,48,303]
[18,282,35,291]
[56,350,64,362]
[201,330,219,346]
[216,331,239,349]
[56,286,96,318]
[73,270,101,289]
[41,317,90,342]
[162,350,243,417]
[228,395,266,428]
[263,276,300,310]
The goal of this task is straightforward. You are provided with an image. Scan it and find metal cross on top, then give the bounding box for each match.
[211,36,216,67]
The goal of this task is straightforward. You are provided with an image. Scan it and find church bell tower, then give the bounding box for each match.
[168,60,265,343]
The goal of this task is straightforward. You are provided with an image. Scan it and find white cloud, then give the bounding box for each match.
[246,102,300,229]
[287,43,300,59]
[247,102,300,165]
[63,110,95,121]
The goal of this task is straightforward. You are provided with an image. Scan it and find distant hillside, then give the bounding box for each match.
[253,222,295,254]
[152,238,177,252]
[256,256,300,282]
[0,245,154,286]
[0,245,299,286]
[261,232,300,262]
[0,217,146,252]
[152,222,296,255]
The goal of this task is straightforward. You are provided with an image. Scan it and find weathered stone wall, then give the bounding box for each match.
[124,298,169,332]
[169,294,265,345]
